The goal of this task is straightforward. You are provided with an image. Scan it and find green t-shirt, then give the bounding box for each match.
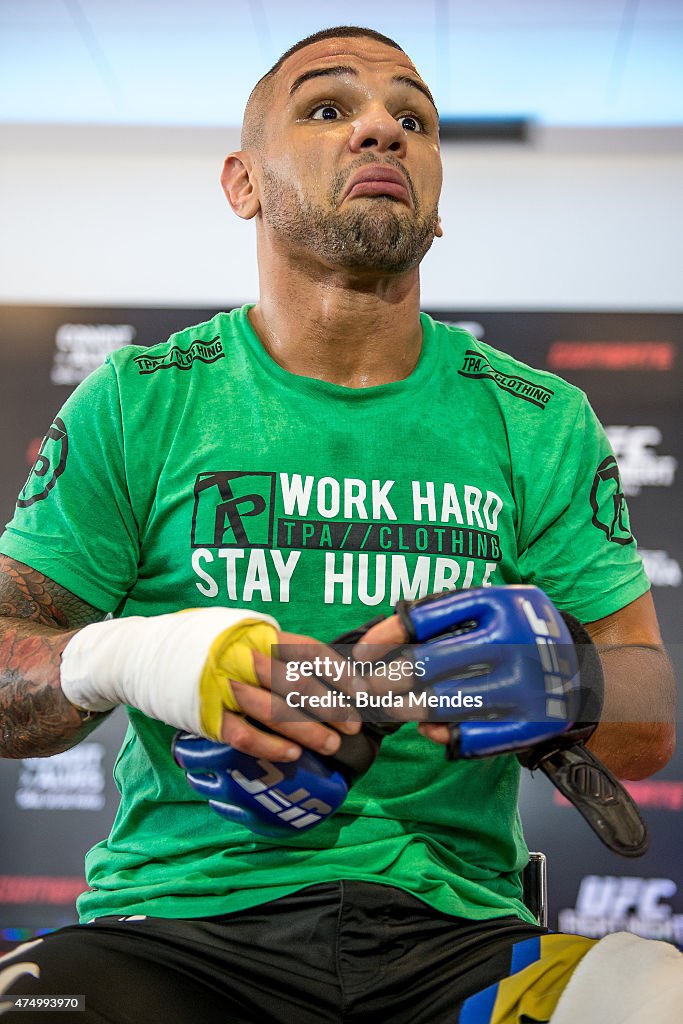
[1,306,648,924]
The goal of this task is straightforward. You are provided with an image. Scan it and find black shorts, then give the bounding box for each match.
[0,882,545,1024]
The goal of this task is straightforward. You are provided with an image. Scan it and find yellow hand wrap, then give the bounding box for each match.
[198,619,279,740]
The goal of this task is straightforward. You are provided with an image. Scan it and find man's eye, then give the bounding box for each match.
[311,105,341,121]
[399,115,421,132]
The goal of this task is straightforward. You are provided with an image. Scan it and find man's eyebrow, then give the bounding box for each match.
[289,66,357,96]
[288,66,437,111]
[393,74,437,111]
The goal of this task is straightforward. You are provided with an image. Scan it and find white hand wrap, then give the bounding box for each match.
[60,607,279,737]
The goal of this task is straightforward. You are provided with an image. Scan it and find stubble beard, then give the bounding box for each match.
[261,164,439,274]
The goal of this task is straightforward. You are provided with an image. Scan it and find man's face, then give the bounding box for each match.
[253,36,443,274]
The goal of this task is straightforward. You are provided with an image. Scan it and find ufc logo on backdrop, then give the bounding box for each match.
[605,426,677,496]
[576,875,677,921]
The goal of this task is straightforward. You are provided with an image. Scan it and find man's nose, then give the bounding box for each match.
[348,106,407,156]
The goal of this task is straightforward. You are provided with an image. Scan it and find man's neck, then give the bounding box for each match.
[248,250,424,388]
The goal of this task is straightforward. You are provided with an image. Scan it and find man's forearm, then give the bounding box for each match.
[0,617,106,758]
[0,556,108,758]
[588,644,676,780]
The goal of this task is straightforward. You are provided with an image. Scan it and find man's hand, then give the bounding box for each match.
[60,610,361,760]
[376,590,674,782]
[353,611,451,746]
[172,724,376,837]
[172,630,377,836]
[214,631,363,763]
[356,586,601,758]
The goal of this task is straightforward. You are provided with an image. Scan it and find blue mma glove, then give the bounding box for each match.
[172,731,360,837]
[172,713,384,838]
[396,588,646,855]
[394,585,604,758]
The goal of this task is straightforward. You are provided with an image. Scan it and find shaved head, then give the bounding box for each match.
[241,25,406,151]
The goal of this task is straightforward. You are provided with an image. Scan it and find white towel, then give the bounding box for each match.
[551,931,683,1024]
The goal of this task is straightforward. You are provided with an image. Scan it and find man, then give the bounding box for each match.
[0,24,676,1024]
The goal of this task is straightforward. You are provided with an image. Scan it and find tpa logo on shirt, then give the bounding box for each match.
[17,417,68,508]
[589,455,633,545]
[458,350,554,409]
[191,471,276,547]
[133,336,224,375]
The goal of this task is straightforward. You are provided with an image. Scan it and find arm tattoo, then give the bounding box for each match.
[0,556,107,758]
[0,556,102,629]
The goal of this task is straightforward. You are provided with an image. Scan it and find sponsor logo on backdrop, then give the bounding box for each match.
[554,778,683,810]
[559,875,683,945]
[547,341,676,371]
[626,780,683,809]
[51,323,135,385]
[0,877,86,905]
[640,549,682,587]
[590,455,633,545]
[191,471,504,604]
[606,426,677,496]
[15,743,105,811]
[447,320,485,340]
[458,350,553,408]
[16,417,68,508]
[133,336,224,375]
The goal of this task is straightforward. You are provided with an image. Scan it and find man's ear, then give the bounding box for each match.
[221,152,260,220]
[435,214,443,238]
